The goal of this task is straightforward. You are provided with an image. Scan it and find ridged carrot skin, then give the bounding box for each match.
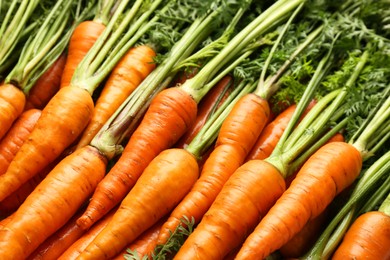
[77,87,197,230]
[157,94,270,245]
[0,86,94,201]
[235,142,362,260]
[0,109,41,175]
[76,45,157,149]
[60,21,106,88]
[77,148,199,260]
[0,84,26,140]
[174,160,285,260]
[0,145,107,259]
[25,53,67,110]
[332,211,390,260]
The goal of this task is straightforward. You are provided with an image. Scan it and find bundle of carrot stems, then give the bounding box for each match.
[0,0,389,259]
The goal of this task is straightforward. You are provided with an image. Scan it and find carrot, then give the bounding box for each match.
[0,83,26,140]
[77,148,199,259]
[58,209,116,260]
[24,53,67,110]
[174,159,286,259]
[0,86,94,201]
[114,217,166,260]
[76,87,198,230]
[175,75,233,148]
[60,21,106,88]
[234,142,362,259]
[0,108,41,175]
[0,145,107,259]
[75,45,157,149]
[332,211,390,260]
[27,209,86,260]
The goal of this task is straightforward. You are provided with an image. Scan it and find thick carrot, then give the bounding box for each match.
[0,108,41,175]
[174,159,286,259]
[0,83,26,140]
[28,209,86,260]
[77,148,199,259]
[60,21,106,88]
[0,86,94,201]
[157,93,270,245]
[58,209,116,260]
[76,45,157,149]
[175,75,233,148]
[332,212,390,259]
[235,142,362,259]
[24,53,67,110]
[77,87,197,230]
[0,145,107,259]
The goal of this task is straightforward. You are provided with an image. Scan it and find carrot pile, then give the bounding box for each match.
[0,0,390,259]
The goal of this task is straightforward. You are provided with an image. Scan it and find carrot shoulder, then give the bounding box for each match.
[0,83,26,140]
[0,86,94,201]
[76,45,157,149]
[235,142,362,259]
[77,148,199,259]
[0,145,107,259]
[77,87,197,230]
[0,109,41,175]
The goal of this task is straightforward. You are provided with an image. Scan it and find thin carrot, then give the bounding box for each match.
[75,45,157,149]
[0,108,41,175]
[60,21,106,88]
[77,148,199,259]
[175,75,233,149]
[0,145,107,259]
[0,83,26,140]
[77,87,197,230]
[24,53,67,110]
[0,86,94,201]
[27,208,86,260]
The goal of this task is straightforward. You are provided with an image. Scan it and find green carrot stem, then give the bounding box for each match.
[374,182,390,216]
[186,80,256,159]
[94,0,117,25]
[180,0,304,103]
[305,150,390,259]
[367,124,390,155]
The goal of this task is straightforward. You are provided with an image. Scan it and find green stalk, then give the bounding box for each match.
[94,0,117,25]
[180,0,305,103]
[305,150,390,259]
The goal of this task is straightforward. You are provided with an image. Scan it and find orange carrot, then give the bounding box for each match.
[113,217,166,260]
[75,45,157,149]
[0,145,107,259]
[77,148,199,259]
[175,75,233,148]
[77,87,197,230]
[332,211,390,259]
[235,142,362,259]
[0,86,94,201]
[0,109,41,175]
[60,21,106,88]
[174,159,286,259]
[58,209,116,260]
[157,93,270,245]
[0,83,26,140]
[28,209,86,260]
[24,53,67,110]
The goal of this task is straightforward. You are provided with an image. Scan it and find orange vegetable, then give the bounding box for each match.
[332,211,390,259]
[25,53,67,110]
[77,148,199,259]
[0,86,94,201]
[0,145,107,259]
[0,109,41,175]
[60,21,106,88]
[76,45,157,149]
[77,87,197,230]
[235,142,362,259]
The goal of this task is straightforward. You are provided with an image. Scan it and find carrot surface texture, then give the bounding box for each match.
[236,45,390,259]
[76,0,247,230]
